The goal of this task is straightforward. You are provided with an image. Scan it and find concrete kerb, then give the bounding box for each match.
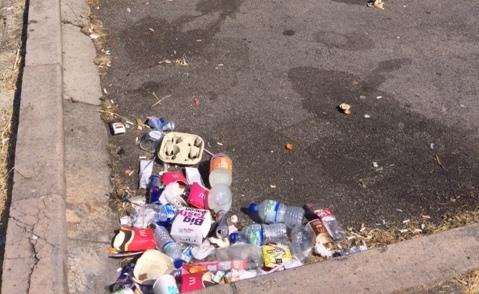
[1,0,66,292]
[202,223,479,294]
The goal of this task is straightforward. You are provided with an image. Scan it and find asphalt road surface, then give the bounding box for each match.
[98,0,479,228]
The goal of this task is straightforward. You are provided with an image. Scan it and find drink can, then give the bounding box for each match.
[148,117,176,131]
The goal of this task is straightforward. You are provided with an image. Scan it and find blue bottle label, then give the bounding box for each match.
[263,200,279,223]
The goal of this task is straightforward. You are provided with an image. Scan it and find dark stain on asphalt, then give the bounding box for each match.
[121,0,246,69]
[313,30,374,51]
[287,60,479,220]
[121,16,215,68]
[195,0,244,17]
[283,29,296,36]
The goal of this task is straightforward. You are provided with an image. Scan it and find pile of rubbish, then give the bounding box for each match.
[108,118,367,294]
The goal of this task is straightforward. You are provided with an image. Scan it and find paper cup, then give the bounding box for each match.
[153,274,179,294]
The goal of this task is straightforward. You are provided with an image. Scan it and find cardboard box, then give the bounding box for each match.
[171,207,212,245]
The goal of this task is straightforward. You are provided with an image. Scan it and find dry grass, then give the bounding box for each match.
[0,0,25,277]
[345,207,479,250]
[81,2,110,75]
[0,110,12,214]
[456,270,479,294]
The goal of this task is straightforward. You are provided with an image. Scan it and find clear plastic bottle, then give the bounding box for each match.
[153,225,185,268]
[209,168,232,187]
[318,208,345,241]
[290,225,315,262]
[229,223,287,246]
[248,200,304,228]
[208,154,233,213]
[213,244,263,269]
[207,184,232,213]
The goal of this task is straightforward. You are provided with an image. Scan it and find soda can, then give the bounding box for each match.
[147,117,175,131]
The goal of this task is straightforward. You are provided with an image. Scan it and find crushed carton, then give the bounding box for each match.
[171,207,213,245]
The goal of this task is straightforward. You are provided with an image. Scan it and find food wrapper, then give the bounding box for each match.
[261,244,292,268]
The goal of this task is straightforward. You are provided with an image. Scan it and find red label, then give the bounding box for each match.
[162,171,186,186]
[187,183,209,209]
[180,272,205,292]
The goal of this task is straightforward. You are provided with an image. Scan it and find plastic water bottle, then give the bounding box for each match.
[290,225,315,261]
[248,200,304,228]
[229,223,287,246]
[207,184,232,213]
[153,225,184,268]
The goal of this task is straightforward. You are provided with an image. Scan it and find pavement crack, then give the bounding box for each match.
[9,215,58,248]
[26,236,40,293]
[8,215,41,292]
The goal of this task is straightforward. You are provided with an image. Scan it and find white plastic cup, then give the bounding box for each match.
[153,274,179,294]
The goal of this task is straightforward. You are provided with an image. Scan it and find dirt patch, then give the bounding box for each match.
[0,0,27,278]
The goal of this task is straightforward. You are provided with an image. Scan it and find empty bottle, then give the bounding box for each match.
[153,225,185,268]
[213,244,263,269]
[290,225,315,262]
[229,223,287,246]
[248,200,304,228]
[209,168,232,186]
[208,154,233,213]
[207,184,232,213]
[318,208,345,241]
[209,154,232,186]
